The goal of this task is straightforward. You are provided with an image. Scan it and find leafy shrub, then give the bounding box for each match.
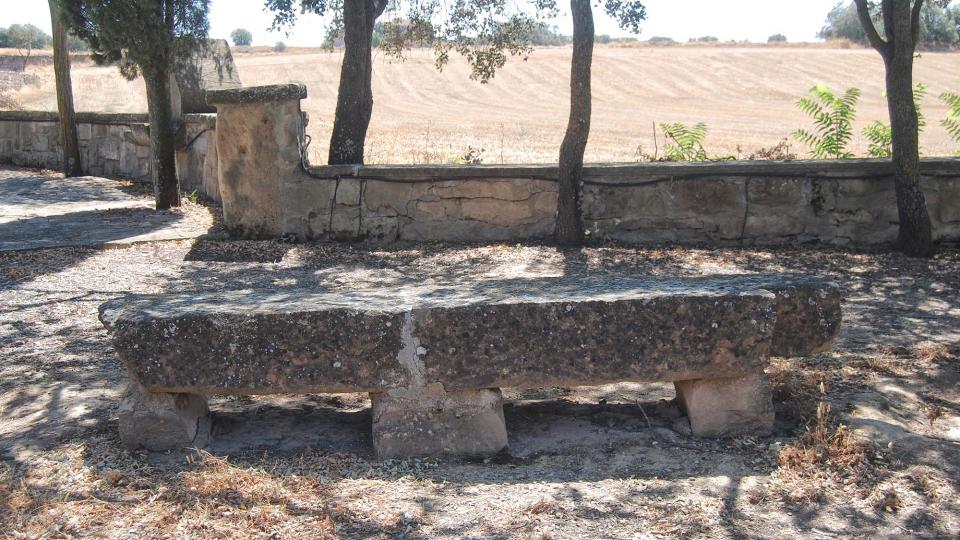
[768,33,788,43]
[942,91,960,154]
[863,83,927,158]
[273,41,287,52]
[661,122,708,161]
[793,84,860,159]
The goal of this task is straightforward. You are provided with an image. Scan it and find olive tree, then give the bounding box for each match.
[854,0,945,257]
[555,0,646,245]
[62,0,211,210]
[265,0,556,165]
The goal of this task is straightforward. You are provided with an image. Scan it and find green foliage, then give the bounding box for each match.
[768,33,788,43]
[793,84,860,159]
[661,122,708,161]
[66,32,88,52]
[942,91,960,154]
[5,24,51,51]
[863,83,928,158]
[273,41,287,52]
[230,28,253,46]
[62,0,211,82]
[819,1,960,47]
[186,189,200,204]
[269,0,644,83]
[863,121,893,158]
[647,36,675,45]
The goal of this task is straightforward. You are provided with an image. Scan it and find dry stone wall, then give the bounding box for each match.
[294,160,960,246]
[0,110,219,201]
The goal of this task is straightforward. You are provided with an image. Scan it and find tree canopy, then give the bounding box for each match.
[821,0,960,46]
[2,24,52,50]
[230,28,253,46]
[62,0,211,81]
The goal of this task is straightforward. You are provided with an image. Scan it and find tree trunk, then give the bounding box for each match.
[48,0,82,177]
[328,0,387,165]
[883,1,935,257]
[554,0,594,246]
[144,68,180,209]
[885,56,934,256]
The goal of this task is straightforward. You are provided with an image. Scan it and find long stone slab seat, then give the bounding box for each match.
[98,274,841,457]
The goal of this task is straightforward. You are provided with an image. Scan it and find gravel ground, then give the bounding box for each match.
[1,193,959,537]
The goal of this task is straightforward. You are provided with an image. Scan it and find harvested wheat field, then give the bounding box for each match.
[7,45,960,163]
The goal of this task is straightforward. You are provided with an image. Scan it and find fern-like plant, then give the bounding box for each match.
[661,122,708,161]
[942,91,960,155]
[863,83,927,158]
[793,84,860,159]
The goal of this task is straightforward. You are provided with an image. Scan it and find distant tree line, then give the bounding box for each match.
[0,23,88,52]
[820,0,960,47]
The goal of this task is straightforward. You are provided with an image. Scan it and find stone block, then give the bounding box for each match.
[461,198,534,225]
[99,275,840,396]
[938,178,960,223]
[371,385,507,458]
[674,373,774,437]
[117,383,210,451]
[77,123,92,141]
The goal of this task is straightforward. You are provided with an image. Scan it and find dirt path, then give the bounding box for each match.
[1,179,958,537]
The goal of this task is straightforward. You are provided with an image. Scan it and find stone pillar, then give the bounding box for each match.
[117,383,211,451]
[673,372,774,437]
[206,84,307,239]
[370,384,508,459]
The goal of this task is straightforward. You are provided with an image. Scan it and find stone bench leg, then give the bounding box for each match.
[674,373,774,437]
[118,383,211,451]
[370,384,508,459]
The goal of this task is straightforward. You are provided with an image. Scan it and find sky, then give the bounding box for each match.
[2,0,957,46]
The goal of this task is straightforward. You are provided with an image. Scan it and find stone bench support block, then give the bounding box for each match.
[674,373,775,437]
[371,385,508,458]
[118,384,211,451]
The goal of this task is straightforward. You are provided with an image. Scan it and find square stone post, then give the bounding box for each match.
[117,383,211,451]
[674,372,775,437]
[206,84,308,239]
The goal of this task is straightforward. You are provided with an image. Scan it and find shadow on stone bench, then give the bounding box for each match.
[99,274,841,458]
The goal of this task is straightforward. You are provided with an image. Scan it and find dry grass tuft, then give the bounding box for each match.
[777,385,874,482]
[0,443,340,539]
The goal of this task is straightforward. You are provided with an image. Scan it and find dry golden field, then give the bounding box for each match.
[7,45,960,163]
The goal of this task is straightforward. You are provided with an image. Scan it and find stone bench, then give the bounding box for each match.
[98,274,841,457]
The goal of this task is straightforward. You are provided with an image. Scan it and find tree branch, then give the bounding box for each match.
[911,0,925,47]
[854,0,889,55]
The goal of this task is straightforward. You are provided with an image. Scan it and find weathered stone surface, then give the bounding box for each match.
[213,98,304,237]
[118,383,210,451]
[674,373,775,437]
[175,39,242,114]
[371,386,508,458]
[206,83,306,105]
[99,275,839,396]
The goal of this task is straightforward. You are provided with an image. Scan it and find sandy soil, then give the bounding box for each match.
[6,45,960,163]
[1,168,958,537]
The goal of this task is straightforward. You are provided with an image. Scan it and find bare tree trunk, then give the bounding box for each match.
[144,69,180,209]
[328,0,387,165]
[884,2,934,257]
[48,0,82,177]
[856,0,935,257]
[554,0,593,246]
